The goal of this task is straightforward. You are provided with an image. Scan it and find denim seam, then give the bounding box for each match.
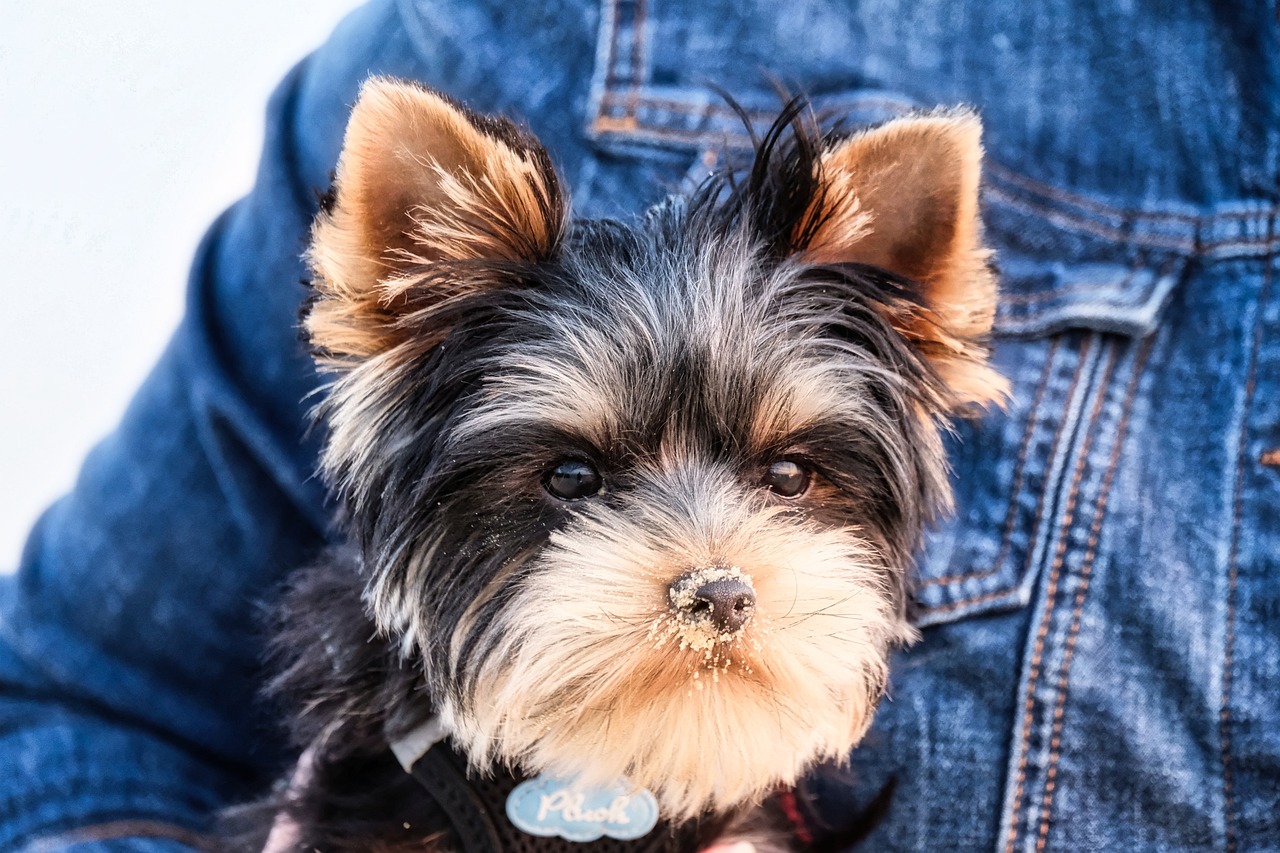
[602,0,622,90]
[1033,337,1153,851]
[986,184,1280,257]
[920,335,1094,619]
[996,275,1147,306]
[919,337,1062,589]
[631,0,647,96]
[984,186,1198,255]
[596,120,752,146]
[587,14,1280,260]
[598,91,916,124]
[18,820,217,853]
[984,159,1245,224]
[1219,214,1275,853]
[591,0,645,131]
[915,585,1021,617]
[1003,334,1115,853]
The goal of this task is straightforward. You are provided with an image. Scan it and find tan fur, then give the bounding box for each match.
[306,93,998,829]
[306,78,562,364]
[802,111,1008,407]
[435,463,915,821]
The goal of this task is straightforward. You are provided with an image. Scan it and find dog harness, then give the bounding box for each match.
[390,721,705,853]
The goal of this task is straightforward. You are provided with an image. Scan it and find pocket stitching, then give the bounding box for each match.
[588,0,1280,262]
[996,269,1145,306]
[1220,227,1275,853]
[1032,335,1152,850]
[916,334,1101,621]
[1002,337,1120,853]
[918,336,1063,589]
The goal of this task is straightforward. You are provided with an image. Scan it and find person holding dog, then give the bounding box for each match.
[0,1,1276,851]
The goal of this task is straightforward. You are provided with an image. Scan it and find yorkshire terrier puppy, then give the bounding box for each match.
[242,78,1005,853]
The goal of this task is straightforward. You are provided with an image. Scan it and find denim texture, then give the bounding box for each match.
[1,1,1276,850]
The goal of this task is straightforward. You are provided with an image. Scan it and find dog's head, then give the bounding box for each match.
[304,79,1003,819]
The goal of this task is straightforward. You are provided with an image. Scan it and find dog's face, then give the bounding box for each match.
[305,80,1004,820]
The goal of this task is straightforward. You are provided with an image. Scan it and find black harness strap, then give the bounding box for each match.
[406,744,504,853]
[401,742,703,853]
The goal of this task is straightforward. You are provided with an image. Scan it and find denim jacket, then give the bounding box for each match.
[1,1,1276,851]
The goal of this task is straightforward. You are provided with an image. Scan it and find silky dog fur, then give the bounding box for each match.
[243,78,1005,853]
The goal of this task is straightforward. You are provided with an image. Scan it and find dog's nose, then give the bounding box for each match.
[669,571,756,634]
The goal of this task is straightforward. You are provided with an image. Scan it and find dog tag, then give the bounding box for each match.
[506,775,660,842]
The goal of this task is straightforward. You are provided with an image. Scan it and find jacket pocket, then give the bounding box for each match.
[910,253,1183,627]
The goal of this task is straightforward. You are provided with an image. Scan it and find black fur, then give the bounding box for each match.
[234,95,981,853]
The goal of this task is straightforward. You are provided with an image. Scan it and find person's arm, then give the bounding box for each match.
[0,2,432,847]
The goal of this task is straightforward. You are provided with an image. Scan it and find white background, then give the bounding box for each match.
[0,1,362,569]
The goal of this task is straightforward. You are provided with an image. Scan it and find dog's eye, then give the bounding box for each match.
[762,460,810,498]
[544,460,603,500]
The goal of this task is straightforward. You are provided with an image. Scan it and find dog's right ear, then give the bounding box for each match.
[797,111,1007,409]
[306,78,565,363]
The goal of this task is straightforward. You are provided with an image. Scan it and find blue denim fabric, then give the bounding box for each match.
[1,1,1277,851]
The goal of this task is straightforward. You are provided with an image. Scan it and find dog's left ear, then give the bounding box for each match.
[801,111,1007,408]
[307,78,565,364]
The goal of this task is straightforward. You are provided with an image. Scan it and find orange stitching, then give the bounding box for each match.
[599,91,914,121]
[1034,337,1153,850]
[920,337,1062,589]
[587,0,624,134]
[923,335,1094,613]
[983,185,1201,253]
[918,584,1022,616]
[1221,214,1273,853]
[592,93,1279,256]
[594,118,753,146]
[985,159,1277,227]
[921,336,1094,615]
[986,184,1280,256]
[22,820,217,853]
[1004,334,1110,853]
[592,114,640,133]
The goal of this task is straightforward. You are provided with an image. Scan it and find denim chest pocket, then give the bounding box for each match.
[910,256,1181,627]
[580,0,1187,627]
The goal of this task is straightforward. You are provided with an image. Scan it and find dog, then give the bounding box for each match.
[235,77,1005,853]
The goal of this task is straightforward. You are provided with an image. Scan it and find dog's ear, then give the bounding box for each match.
[307,77,565,362]
[801,111,1007,408]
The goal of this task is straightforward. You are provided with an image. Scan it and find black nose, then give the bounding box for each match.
[670,573,756,633]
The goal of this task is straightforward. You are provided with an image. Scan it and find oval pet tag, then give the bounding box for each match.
[506,775,660,842]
